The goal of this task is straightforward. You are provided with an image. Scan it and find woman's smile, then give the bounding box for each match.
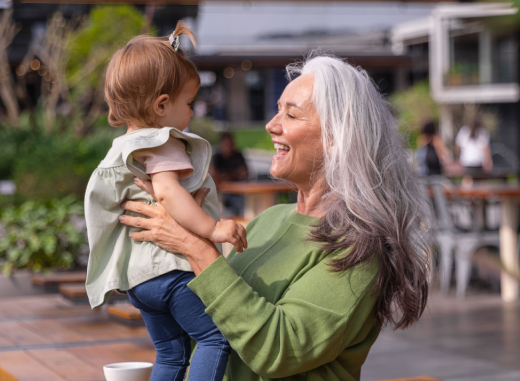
[266,73,323,184]
[273,141,290,160]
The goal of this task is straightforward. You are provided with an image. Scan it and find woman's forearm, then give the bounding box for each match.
[181,236,221,276]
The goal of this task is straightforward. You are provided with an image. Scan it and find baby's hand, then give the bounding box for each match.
[210,220,248,252]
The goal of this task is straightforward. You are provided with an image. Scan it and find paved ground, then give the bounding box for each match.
[362,292,520,381]
[1,273,518,381]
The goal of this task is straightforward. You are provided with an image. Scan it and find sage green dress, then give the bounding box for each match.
[84,127,220,309]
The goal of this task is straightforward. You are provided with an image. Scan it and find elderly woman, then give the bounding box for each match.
[120,55,430,381]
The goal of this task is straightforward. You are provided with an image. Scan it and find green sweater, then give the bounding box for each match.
[188,203,380,381]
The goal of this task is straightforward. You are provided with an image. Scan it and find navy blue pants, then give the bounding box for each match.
[127,270,230,381]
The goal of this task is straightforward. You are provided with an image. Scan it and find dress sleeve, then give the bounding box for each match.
[133,137,194,179]
[188,253,379,378]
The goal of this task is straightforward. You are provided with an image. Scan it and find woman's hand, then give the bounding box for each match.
[119,178,221,275]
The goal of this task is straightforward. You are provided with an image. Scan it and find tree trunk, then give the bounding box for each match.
[0,9,20,126]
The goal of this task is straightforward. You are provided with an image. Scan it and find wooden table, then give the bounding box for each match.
[445,184,520,302]
[443,168,515,182]
[217,181,296,220]
[380,376,442,381]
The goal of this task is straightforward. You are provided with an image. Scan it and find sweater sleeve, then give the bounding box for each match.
[188,253,379,378]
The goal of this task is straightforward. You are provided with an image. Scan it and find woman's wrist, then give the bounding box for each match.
[180,233,221,276]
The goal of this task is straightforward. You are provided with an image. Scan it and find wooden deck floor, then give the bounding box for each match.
[1,291,518,380]
[0,295,154,381]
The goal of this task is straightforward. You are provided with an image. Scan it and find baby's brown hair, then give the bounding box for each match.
[105,21,199,127]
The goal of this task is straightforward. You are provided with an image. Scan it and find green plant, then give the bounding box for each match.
[481,0,520,30]
[65,5,152,136]
[390,81,439,149]
[0,123,32,179]
[0,112,120,201]
[446,62,480,86]
[9,5,149,135]
[230,128,275,152]
[188,117,221,145]
[13,126,119,201]
[66,5,152,88]
[0,196,86,274]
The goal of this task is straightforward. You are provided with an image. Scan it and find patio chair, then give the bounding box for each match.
[426,176,500,297]
[490,142,519,173]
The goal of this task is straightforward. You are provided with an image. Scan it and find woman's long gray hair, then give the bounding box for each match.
[287,55,431,329]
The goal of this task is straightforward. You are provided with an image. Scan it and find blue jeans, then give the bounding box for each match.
[127,270,230,381]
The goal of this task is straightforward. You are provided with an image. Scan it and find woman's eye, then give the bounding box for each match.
[287,114,295,119]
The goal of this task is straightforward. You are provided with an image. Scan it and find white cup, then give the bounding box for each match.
[103,362,153,381]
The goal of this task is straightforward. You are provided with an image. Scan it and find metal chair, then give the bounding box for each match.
[426,176,500,297]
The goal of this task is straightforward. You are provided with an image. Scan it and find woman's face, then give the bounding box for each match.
[266,73,323,185]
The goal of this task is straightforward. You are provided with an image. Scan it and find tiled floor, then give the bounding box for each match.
[362,292,520,381]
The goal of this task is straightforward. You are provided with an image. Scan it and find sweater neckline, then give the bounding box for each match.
[285,207,321,227]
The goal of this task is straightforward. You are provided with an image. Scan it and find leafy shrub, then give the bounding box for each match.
[390,81,439,149]
[13,125,119,201]
[188,117,220,145]
[230,128,274,152]
[66,5,152,88]
[188,119,274,151]
[0,197,86,274]
[0,113,120,201]
[0,125,32,179]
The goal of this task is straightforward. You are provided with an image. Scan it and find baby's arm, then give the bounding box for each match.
[151,171,247,252]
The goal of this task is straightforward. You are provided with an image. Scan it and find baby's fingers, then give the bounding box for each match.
[231,234,244,253]
[238,224,248,249]
[133,177,156,200]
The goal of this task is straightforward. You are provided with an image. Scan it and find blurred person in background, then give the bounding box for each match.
[456,119,493,176]
[416,120,450,176]
[210,132,249,216]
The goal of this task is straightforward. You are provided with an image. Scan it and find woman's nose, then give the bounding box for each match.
[266,115,282,135]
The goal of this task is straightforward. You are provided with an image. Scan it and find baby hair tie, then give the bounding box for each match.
[169,34,180,52]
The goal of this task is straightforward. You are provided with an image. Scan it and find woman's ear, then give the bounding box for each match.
[153,94,170,117]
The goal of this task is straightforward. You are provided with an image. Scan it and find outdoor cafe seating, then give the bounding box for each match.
[423,173,520,301]
[425,176,500,297]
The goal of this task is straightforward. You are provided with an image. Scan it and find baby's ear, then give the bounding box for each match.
[153,94,170,116]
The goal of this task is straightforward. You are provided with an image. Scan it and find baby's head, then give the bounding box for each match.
[105,21,200,130]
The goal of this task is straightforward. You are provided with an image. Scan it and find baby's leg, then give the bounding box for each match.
[127,275,192,381]
[167,271,231,381]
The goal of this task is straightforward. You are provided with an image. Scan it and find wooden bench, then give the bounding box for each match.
[378,377,443,381]
[107,303,144,327]
[59,284,129,305]
[58,283,90,304]
[31,272,87,292]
